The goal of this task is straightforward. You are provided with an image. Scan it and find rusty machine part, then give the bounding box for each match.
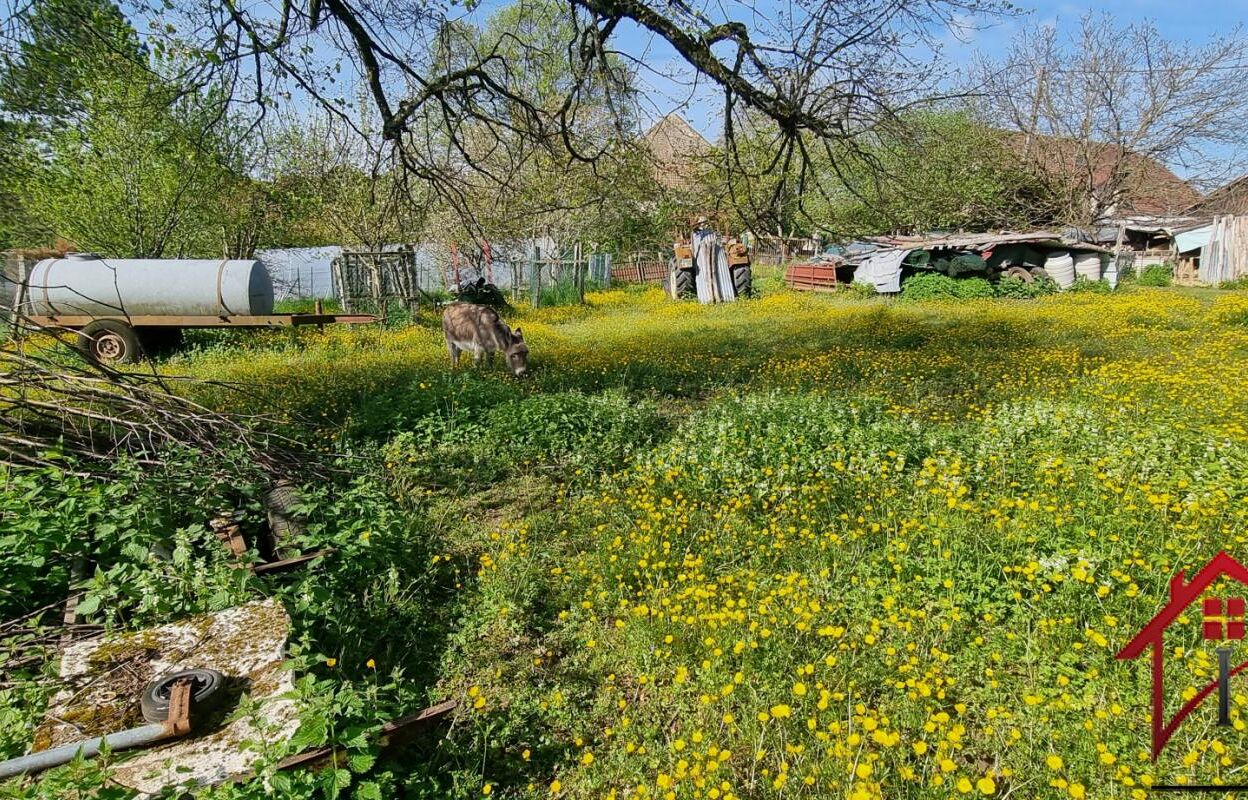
[209,497,334,575]
[669,242,697,299]
[668,234,753,301]
[273,699,458,773]
[263,480,307,560]
[0,670,224,779]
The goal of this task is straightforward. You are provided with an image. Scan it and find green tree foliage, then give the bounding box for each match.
[24,80,237,257]
[705,116,811,247]
[714,112,1056,242]
[0,0,144,127]
[816,112,1055,236]
[262,105,429,251]
[424,0,661,253]
[0,122,48,250]
[1,0,287,257]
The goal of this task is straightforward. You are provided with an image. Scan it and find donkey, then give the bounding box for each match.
[441,302,529,377]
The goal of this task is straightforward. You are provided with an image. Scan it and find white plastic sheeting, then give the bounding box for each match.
[1174,225,1213,255]
[854,249,909,293]
[258,246,340,300]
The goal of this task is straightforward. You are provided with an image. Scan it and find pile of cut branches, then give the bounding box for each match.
[1,320,323,478]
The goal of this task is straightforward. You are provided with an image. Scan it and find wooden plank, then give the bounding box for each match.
[273,700,456,773]
[251,549,335,575]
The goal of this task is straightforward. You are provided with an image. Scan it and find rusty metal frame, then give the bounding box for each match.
[211,517,248,560]
[210,513,334,575]
[24,313,378,329]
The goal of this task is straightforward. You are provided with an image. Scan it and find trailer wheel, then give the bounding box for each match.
[78,320,142,364]
[1029,267,1051,282]
[141,669,227,722]
[1004,266,1034,283]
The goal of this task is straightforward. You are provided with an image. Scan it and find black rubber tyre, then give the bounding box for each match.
[1004,266,1034,283]
[671,266,696,299]
[1029,267,1051,282]
[78,320,142,364]
[141,668,227,722]
[731,264,753,298]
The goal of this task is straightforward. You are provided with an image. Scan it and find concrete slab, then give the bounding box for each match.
[33,599,299,797]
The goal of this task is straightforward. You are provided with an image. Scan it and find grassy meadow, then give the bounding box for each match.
[5,283,1248,798]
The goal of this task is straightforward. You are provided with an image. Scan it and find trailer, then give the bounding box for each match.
[9,253,378,363]
[26,312,378,364]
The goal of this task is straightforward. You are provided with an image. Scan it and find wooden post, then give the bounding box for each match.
[1113,224,1126,277]
[8,254,29,339]
[61,556,89,647]
[450,242,461,292]
[529,244,540,307]
[575,243,585,303]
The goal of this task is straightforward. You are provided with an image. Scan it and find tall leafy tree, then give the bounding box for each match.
[0,0,145,127]
[810,113,1057,236]
[1,0,280,257]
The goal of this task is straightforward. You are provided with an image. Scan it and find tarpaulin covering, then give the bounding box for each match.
[1174,225,1212,254]
[854,249,909,293]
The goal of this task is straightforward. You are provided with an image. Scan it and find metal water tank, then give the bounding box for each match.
[24,254,274,317]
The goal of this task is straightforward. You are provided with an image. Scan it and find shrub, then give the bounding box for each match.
[994,274,1031,299]
[1219,276,1248,290]
[1067,276,1111,294]
[1138,263,1173,287]
[849,281,877,299]
[900,272,993,302]
[1031,274,1060,296]
[995,273,1059,299]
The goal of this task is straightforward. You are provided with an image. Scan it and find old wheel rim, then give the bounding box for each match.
[94,333,126,361]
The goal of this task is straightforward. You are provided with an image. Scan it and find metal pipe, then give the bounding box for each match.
[0,722,170,779]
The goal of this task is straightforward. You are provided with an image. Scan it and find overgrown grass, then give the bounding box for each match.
[4,284,1248,798]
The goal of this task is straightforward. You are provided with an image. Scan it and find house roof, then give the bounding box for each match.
[1007,133,1202,218]
[1187,174,1248,217]
[1117,551,1248,659]
[641,114,712,191]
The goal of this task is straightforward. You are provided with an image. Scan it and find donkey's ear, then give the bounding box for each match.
[513,327,523,340]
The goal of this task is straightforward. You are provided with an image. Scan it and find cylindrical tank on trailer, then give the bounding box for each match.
[24,253,274,317]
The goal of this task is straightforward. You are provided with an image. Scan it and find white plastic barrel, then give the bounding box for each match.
[1045,251,1076,289]
[25,254,274,317]
[1073,252,1102,282]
